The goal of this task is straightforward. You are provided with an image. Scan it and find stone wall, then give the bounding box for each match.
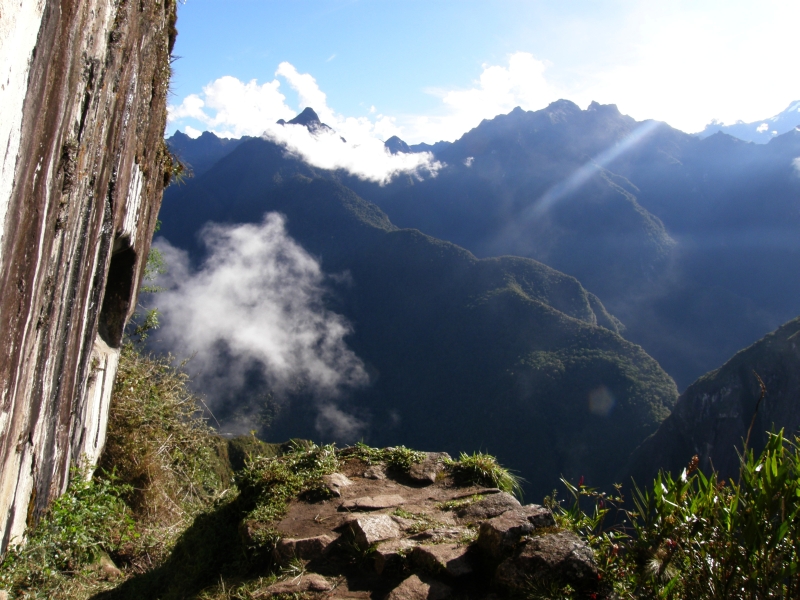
[0,0,176,553]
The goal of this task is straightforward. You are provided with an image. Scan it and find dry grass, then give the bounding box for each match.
[99,343,230,571]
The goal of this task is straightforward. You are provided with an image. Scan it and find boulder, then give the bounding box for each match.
[411,543,473,577]
[341,494,407,511]
[263,574,332,595]
[275,535,334,562]
[495,531,599,593]
[374,538,416,574]
[385,574,452,600]
[348,514,402,547]
[364,465,387,480]
[457,492,521,521]
[408,452,451,484]
[477,510,534,556]
[324,473,354,497]
[519,504,556,529]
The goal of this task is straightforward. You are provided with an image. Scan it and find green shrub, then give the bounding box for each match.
[554,429,800,599]
[0,470,134,596]
[346,442,426,472]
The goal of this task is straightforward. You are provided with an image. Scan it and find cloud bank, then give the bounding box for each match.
[405,52,560,143]
[168,63,440,184]
[149,213,368,441]
[167,53,568,179]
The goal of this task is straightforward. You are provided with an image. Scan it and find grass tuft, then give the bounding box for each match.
[345,443,426,472]
[446,452,524,498]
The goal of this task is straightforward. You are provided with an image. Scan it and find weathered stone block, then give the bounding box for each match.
[495,531,598,593]
[408,452,450,484]
[363,465,387,480]
[411,543,473,577]
[386,574,452,600]
[264,574,332,595]
[323,473,353,497]
[457,492,521,521]
[520,504,556,529]
[275,535,334,562]
[348,514,401,547]
[477,510,534,556]
[374,538,416,574]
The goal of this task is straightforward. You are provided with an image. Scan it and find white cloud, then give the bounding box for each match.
[169,75,296,138]
[149,214,369,440]
[276,62,334,124]
[402,52,562,142]
[565,2,800,133]
[793,157,800,175]
[183,125,202,139]
[168,64,440,184]
[757,123,769,133]
[315,404,366,441]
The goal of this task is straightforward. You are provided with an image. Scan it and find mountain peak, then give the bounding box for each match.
[288,107,322,126]
[277,107,337,136]
[384,135,411,155]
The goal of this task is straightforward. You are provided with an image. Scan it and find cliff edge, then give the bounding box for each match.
[0,0,176,553]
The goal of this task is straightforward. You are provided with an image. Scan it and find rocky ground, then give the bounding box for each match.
[249,450,605,599]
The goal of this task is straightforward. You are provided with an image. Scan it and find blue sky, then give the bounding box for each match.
[169,0,800,144]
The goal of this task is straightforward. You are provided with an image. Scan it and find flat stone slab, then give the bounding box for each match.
[264,574,332,595]
[410,526,469,544]
[386,574,452,600]
[348,514,402,547]
[340,494,407,511]
[412,543,473,577]
[323,473,353,497]
[275,534,334,562]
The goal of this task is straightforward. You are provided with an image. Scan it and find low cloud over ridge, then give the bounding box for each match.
[149,213,369,441]
[168,63,440,184]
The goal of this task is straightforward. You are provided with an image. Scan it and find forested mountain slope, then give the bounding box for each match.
[624,315,800,485]
[159,161,677,495]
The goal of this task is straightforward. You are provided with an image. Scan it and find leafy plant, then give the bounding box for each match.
[0,469,135,596]
[554,429,800,599]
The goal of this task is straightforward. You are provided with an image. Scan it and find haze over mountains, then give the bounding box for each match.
[158,100,800,495]
[697,100,800,143]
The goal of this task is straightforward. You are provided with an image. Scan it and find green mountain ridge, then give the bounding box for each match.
[159,171,677,496]
[623,314,800,485]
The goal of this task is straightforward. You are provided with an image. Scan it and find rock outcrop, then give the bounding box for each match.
[253,453,605,599]
[0,0,176,553]
[623,316,800,485]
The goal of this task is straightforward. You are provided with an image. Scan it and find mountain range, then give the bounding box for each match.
[160,126,678,496]
[162,101,800,493]
[696,100,800,143]
[170,102,800,390]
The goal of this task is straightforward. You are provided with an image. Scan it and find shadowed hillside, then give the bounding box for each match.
[158,168,677,496]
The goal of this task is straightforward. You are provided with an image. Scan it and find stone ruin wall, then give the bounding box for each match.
[0,0,176,553]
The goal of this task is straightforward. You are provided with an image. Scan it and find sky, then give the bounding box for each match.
[167,0,800,145]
